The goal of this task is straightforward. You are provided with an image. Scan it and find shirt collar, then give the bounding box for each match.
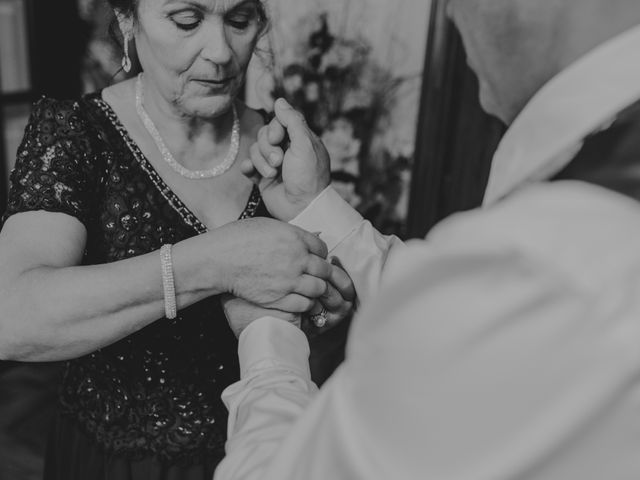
[483,23,640,207]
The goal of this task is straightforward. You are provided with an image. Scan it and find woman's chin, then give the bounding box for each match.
[182,95,236,119]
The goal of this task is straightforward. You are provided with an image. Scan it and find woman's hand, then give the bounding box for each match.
[221,294,300,338]
[302,257,357,338]
[241,98,331,222]
[221,258,356,338]
[204,217,331,313]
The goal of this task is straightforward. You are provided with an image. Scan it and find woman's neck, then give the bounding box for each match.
[136,77,238,169]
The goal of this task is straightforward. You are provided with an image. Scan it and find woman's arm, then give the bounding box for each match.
[0,211,330,362]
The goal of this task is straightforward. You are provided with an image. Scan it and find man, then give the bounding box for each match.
[215,0,640,478]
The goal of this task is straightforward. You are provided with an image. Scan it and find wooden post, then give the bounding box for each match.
[406,0,505,239]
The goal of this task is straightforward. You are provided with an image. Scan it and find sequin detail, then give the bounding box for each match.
[3,95,269,463]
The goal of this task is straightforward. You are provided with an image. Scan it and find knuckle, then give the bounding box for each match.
[287,297,309,313]
[342,300,354,314]
[340,279,355,297]
[268,120,282,139]
[249,142,261,159]
[302,297,315,311]
[258,125,269,143]
[317,279,329,296]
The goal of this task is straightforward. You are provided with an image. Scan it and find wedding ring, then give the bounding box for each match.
[309,307,328,328]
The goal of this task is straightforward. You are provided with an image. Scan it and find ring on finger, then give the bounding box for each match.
[309,306,328,328]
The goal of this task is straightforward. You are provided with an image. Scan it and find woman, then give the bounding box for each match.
[0,0,353,478]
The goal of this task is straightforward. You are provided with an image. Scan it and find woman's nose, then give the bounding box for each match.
[201,21,233,65]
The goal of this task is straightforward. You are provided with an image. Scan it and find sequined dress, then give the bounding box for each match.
[2,94,269,478]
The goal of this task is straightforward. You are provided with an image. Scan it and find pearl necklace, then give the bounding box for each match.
[134,73,240,179]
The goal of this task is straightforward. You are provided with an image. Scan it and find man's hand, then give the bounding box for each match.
[242,98,331,221]
[221,294,300,338]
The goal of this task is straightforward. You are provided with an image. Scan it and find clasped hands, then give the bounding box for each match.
[221,99,355,338]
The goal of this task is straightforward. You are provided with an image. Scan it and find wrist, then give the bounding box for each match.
[172,235,228,299]
[283,185,331,222]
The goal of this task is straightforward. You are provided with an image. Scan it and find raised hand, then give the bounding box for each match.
[241,98,331,221]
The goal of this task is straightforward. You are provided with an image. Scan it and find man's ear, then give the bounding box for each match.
[114,9,134,39]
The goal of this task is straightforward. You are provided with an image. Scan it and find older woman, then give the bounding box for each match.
[0,0,354,479]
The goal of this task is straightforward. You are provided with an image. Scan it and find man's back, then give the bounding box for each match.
[330,177,640,479]
[215,5,640,478]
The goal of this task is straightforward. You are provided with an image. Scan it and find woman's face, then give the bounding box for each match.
[130,0,264,118]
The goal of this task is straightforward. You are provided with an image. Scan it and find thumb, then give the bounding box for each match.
[273,98,312,147]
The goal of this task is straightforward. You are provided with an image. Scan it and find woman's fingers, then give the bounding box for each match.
[319,280,354,319]
[298,230,329,260]
[305,255,332,281]
[258,123,285,169]
[328,259,356,302]
[294,274,328,299]
[273,98,311,147]
[318,282,347,311]
[268,293,316,313]
[240,158,261,183]
[266,115,288,145]
[303,258,357,333]
[304,297,354,335]
[249,142,277,178]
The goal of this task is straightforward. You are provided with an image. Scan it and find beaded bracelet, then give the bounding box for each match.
[160,244,177,319]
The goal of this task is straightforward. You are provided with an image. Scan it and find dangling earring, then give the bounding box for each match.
[122,33,132,73]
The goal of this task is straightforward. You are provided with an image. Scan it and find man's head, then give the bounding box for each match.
[447,0,640,124]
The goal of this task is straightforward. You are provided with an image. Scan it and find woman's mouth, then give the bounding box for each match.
[193,77,235,90]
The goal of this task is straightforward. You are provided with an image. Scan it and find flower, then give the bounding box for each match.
[319,40,362,73]
[320,117,361,175]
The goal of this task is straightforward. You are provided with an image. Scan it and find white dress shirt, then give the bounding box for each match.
[214,24,640,480]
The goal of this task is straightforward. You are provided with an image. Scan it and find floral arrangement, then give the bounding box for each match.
[269,12,413,237]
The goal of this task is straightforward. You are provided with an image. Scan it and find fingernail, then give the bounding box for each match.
[276,97,290,109]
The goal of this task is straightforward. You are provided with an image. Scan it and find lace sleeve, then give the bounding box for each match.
[2,97,102,227]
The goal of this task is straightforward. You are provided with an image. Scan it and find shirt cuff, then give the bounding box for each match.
[290,186,364,251]
[238,317,311,380]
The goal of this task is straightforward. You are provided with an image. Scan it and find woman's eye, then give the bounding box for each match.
[170,12,201,31]
[226,15,250,30]
[226,8,258,30]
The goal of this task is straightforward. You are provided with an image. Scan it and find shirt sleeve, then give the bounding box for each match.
[215,204,640,480]
[289,186,406,304]
[215,317,318,480]
[2,97,101,228]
